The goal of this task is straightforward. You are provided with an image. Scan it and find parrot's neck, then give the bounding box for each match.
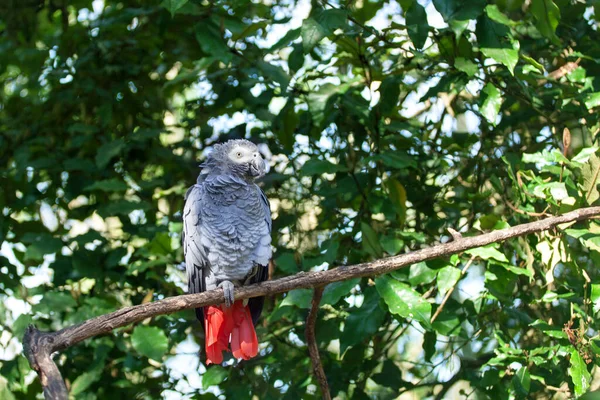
[198,168,256,186]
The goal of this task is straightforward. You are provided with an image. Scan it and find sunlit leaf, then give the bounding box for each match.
[131,326,169,361]
[465,245,508,263]
[375,275,431,325]
[279,289,312,309]
[569,349,591,397]
[480,83,503,126]
[203,366,228,387]
[581,154,600,204]
[454,57,478,77]
[437,266,461,295]
[477,15,519,74]
[409,262,437,286]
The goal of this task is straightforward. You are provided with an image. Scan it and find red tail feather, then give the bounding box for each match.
[204,301,259,365]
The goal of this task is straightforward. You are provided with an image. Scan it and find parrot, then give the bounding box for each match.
[182,139,272,365]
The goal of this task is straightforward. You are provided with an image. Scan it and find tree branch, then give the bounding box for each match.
[305,286,331,400]
[23,206,600,399]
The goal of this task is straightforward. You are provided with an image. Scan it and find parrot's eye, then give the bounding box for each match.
[236,152,243,158]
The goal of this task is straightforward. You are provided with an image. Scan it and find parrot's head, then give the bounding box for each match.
[207,139,266,179]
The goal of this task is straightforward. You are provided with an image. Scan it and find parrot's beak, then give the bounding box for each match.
[249,157,265,177]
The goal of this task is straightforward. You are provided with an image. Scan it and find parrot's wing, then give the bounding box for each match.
[260,187,272,233]
[248,187,272,325]
[183,184,208,320]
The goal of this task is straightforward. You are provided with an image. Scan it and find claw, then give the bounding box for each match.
[218,280,235,307]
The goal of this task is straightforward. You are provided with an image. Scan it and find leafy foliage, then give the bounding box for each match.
[2,0,600,399]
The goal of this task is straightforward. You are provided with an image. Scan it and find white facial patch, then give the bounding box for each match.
[228,146,256,164]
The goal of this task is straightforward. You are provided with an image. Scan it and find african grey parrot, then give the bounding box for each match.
[182,139,272,364]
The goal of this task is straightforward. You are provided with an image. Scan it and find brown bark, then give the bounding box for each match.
[305,286,331,400]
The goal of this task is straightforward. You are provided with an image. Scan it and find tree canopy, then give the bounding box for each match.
[2,0,600,398]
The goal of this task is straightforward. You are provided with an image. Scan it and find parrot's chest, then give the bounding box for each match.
[201,187,268,278]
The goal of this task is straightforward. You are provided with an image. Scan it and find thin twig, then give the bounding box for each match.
[22,206,600,399]
[305,286,331,400]
[430,255,476,324]
[505,199,550,217]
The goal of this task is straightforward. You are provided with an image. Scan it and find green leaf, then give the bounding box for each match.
[485,4,515,26]
[423,331,436,362]
[437,266,461,295]
[454,57,478,77]
[530,320,567,339]
[569,349,591,397]
[361,222,383,258]
[0,377,16,400]
[573,147,599,164]
[340,287,386,353]
[480,83,503,126]
[322,279,359,305]
[279,289,312,309]
[585,93,600,110]
[70,370,102,396]
[84,178,128,192]
[512,367,530,397]
[375,275,431,325]
[386,178,407,225]
[270,28,301,51]
[521,54,545,73]
[592,284,600,314]
[25,235,63,261]
[131,326,169,361]
[530,0,560,44]
[381,235,403,256]
[378,76,401,115]
[371,360,404,390]
[301,10,348,53]
[195,23,232,64]
[275,252,298,274]
[203,366,228,387]
[149,232,172,256]
[409,262,437,286]
[477,15,520,75]
[273,100,298,152]
[502,264,533,278]
[581,154,600,204]
[162,0,188,16]
[465,245,508,263]
[97,199,151,217]
[301,18,328,53]
[36,291,77,313]
[288,43,304,72]
[432,0,486,23]
[96,139,125,168]
[522,149,569,165]
[257,61,290,91]
[432,312,461,336]
[406,3,429,49]
[375,151,418,169]
[301,159,347,175]
[12,314,33,340]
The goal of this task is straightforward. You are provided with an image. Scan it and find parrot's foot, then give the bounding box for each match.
[218,280,235,307]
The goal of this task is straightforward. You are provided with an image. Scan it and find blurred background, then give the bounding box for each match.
[2,0,600,398]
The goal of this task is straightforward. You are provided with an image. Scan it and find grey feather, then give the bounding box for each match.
[182,139,272,323]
